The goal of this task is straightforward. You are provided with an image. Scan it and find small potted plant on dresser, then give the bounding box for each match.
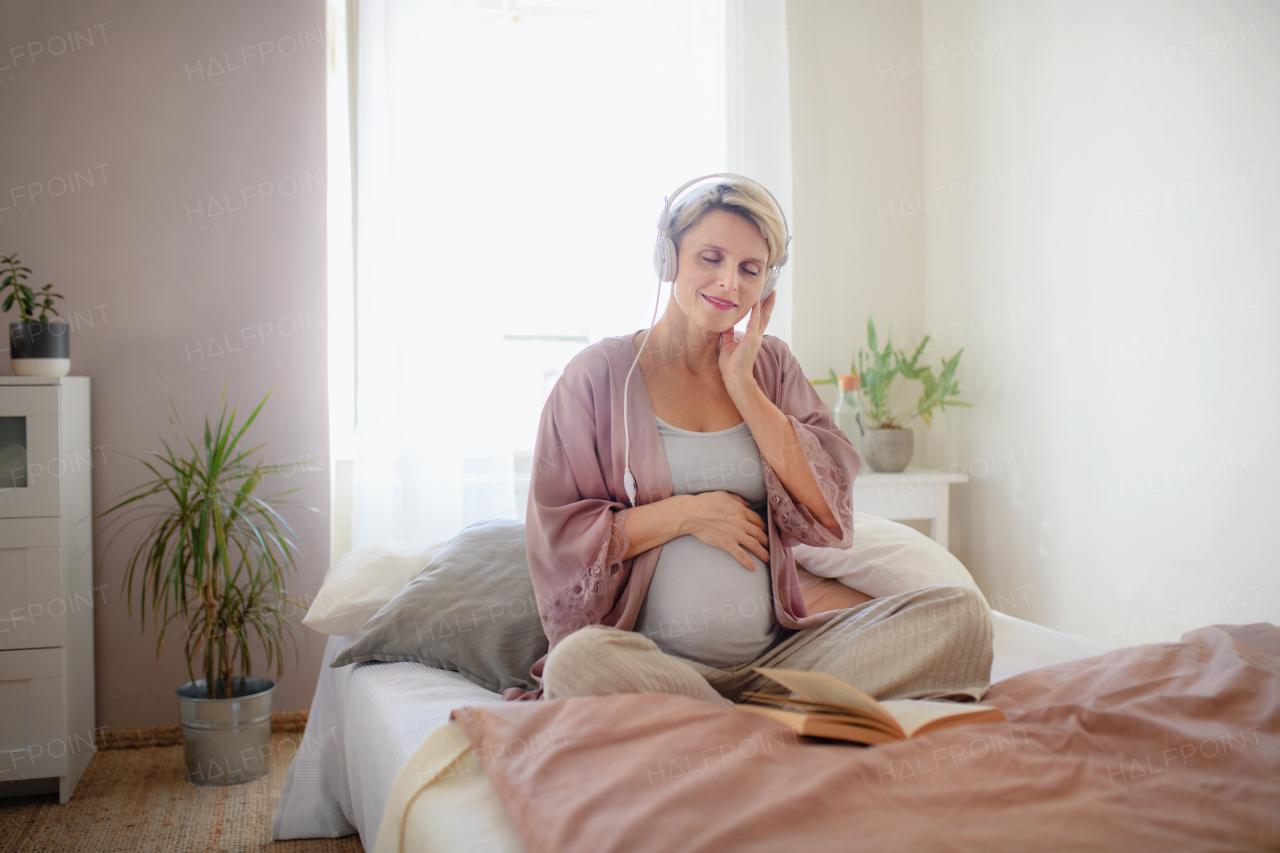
[814,316,971,472]
[1,254,70,377]
[99,385,318,785]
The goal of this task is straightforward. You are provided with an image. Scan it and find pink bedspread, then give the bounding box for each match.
[451,623,1280,852]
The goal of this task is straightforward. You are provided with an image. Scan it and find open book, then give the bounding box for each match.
[738,667,1005,746]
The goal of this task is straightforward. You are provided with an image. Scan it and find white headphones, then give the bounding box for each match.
[622,173,793,505]
[651,173,792,300]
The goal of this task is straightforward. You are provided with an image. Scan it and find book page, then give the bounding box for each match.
[752,668,896,730]
[739,706,899,746]
[740,694,903,736]
[880,700,1006,737]
[753,669,1006,739]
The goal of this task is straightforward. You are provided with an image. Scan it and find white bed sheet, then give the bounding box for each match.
[989,609,1115,682]
[274,610,1116,851]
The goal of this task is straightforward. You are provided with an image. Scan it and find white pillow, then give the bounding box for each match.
[302,541,450,635]
[793,513,980,598]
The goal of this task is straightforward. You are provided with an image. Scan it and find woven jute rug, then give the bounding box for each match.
[0,712,364,853]
[93,710,313,750]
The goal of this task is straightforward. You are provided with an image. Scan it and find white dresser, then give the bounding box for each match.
[0,376,95,803]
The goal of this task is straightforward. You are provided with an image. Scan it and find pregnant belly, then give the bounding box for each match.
[635,534,779,669]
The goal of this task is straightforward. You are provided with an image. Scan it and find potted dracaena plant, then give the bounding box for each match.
[1,253,69,376]
[99,382,318,785]
[814,316,970,472]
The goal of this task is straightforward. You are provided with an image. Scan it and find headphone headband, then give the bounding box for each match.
[657,172,791,234]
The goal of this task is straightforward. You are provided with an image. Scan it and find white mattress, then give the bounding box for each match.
[274,610,1115,850]
[272,634,506,848]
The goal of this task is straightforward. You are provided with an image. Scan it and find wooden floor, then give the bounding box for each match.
[0,732,365,852]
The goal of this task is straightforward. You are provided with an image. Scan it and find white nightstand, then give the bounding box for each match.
[853,466,968,550]
[0,376,95,803]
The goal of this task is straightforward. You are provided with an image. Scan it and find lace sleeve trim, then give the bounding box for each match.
[542,508,630,647]
[761,419,853,549]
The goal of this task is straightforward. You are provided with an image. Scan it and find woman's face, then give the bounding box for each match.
[670,208,770,335]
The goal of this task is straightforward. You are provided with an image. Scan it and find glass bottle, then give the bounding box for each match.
[832,374,865,458]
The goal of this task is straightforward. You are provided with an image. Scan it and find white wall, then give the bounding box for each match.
[789,0,1279,643]
[728,0,797,344]
[920,0,1280,641]
[787,0,927,431]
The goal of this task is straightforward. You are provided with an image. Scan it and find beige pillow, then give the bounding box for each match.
[302,541,450,635]
[793,512,980,598]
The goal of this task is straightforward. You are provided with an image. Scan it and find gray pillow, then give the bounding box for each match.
[330,519,547,692]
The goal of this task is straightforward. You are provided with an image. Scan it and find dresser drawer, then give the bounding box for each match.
[0,518,58,547]
[0,648,67,782]
[0,387,59,417]
[0,519,64,650]
[0,647,62,679]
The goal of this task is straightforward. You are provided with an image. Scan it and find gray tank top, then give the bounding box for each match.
[634,416,780,668]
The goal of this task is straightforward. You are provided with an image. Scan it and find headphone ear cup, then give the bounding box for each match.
[652,235,678,282]
[776,235,792,270]
[762,266,779,298]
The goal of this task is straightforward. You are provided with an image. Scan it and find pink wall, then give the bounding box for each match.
[0,0,329,729]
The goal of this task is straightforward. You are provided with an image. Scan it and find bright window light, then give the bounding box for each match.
[347,0,730,545]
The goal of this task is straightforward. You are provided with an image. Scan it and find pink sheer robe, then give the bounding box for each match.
[507,332,861,700]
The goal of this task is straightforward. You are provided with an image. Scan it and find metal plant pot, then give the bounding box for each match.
[176,677,275,785]
[9,321,70,376]
[864,428,914,472]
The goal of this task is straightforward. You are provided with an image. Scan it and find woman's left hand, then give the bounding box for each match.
[718,291,776,395]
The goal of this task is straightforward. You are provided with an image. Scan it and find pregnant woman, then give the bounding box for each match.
[514,174,992,707]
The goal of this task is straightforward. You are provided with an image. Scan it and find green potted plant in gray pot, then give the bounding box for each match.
[814,316,971,472]
[99,384,317,785]
[1,253,69,376]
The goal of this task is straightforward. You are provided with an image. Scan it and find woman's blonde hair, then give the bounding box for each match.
[666,177,788,270]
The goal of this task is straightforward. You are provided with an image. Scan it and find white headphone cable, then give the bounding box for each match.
[622,273,664,505]
[622,174,789,506]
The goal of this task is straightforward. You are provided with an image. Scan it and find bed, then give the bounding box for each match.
[273,609,1117,852]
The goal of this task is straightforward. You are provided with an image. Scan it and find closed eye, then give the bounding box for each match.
[701,253,760,276]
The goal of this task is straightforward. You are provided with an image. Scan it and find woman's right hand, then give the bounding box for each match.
[682,491,769,572]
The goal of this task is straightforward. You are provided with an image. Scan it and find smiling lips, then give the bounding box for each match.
[701,293,738,311]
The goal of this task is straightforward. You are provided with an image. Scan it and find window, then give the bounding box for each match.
[330,0,792,549]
